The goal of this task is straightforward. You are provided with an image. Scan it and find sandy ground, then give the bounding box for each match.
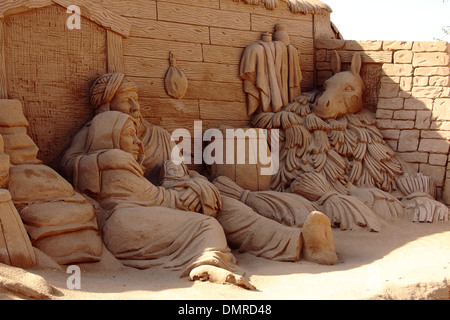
[1,217,449,300]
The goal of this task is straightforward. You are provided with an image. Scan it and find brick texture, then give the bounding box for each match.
[315,39,450,197]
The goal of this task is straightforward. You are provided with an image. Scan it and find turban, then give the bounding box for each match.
[90,73,138,109]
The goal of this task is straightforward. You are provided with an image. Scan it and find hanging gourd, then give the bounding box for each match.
[164,51,188,100]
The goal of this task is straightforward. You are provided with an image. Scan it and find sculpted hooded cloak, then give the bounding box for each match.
[60,73,175,186]
[76,111,238,275]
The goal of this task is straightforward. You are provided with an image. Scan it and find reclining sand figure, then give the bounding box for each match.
[74,110,338,289]
[74,110,255,289]
[61,73,339,268]
[159,159,337,264]
[61,72,177,186]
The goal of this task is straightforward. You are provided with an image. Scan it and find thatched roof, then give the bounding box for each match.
[237,0,332,15]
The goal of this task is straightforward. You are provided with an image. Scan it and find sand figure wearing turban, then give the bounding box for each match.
[61,73,178,187]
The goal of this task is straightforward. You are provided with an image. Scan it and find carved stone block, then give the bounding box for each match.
[0,189,36,268]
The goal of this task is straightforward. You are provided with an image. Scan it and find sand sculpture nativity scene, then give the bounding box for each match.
[0,0,449,299]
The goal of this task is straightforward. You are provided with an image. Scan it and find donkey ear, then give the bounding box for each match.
[351,53,362,76]
[331,50,341,74]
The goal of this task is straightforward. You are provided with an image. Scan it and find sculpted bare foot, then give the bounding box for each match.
[189,265,256,290]
[301,211,338,265]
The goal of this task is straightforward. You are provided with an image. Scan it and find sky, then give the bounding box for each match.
[324,0,450,42]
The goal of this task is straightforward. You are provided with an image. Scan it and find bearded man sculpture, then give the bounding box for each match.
[61,73,177,186]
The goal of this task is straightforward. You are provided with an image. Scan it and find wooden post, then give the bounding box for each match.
[0,21,8,99]
[107,30,124,73]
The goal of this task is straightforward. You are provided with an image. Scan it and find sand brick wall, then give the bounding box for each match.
[0,0,335,167]
[114,0,322,134]
[315,39,450,198]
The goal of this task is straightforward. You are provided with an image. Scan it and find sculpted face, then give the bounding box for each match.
[110,90,140,118]
[119,119,141,160]
[110,88,146,136]
[314,52,364,119]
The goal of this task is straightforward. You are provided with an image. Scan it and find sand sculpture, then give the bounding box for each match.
[0,1,448,299]
[0,99,102,267]
[164,52,188,100]
[69,110,254,289]
[214,29,449,233]
[240,24,302,116]
[57,74,338,288]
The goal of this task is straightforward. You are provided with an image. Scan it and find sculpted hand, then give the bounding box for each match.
[98,149,143,176]
[179,188,202,212]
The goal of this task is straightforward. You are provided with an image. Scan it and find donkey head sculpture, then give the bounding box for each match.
[314,51,365,119]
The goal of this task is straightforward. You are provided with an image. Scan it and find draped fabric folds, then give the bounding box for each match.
[73,111,240,276]
[240,38,302,117]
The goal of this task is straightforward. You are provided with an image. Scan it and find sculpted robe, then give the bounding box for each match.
[74,111,238,275]
[239,39,302,117]
[61,117,175,186]
[159,161,222,217]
